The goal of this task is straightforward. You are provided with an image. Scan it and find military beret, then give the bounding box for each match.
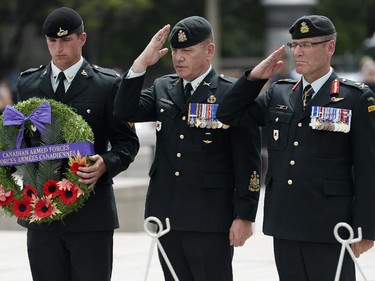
[289,15,336,39]
[43,7,83,38]
[169,16,212,48]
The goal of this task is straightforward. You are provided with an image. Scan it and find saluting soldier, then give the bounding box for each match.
[16,7,139,281]
[114,16,261,281]
[217,15,375,281]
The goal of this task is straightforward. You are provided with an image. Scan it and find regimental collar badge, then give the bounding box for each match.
[207,95,216,104]
[81,69,88,76]
[178,30,187,42]
[300,22,309,34]
[57,27,68,37]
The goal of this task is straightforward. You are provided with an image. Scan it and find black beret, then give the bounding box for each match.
[169,16,212,49]
[289,15,336,39]
[43,7,83,38]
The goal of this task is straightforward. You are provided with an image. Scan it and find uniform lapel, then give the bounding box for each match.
[61,60,90,102]
[189,70,217,104]
[168,79,185,110]
[289,80,303,114]
[38,64,57,99]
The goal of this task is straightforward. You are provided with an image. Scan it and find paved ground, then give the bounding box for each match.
[1,189,374,281]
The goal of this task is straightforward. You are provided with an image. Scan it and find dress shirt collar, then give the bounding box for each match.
[51,56,84,84]
[302,67,333,96]
[183,65,212,92]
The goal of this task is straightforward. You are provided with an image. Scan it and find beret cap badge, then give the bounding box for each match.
[300,22,309,34]
[178,30,187,43]
[57,27,68,37]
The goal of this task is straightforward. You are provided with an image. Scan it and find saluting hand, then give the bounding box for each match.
[77,154,107,189]
[131,24,171,73]
[248,45,286,81]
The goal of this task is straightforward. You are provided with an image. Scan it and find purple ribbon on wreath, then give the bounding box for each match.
[3,101,52,149]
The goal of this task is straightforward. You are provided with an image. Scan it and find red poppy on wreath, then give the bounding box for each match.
[58,179,84,203]
[69,153,88,173]
[12,199,32,219]
[0,185,14,206]
[43,180,59,198]
[31,196,60,221]
[22,184,38,201]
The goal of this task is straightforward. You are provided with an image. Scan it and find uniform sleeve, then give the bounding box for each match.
[217,71,267,126]
[101,76,140,179]
[351,88,375,240]
[114,73,156,122]
[230,124,262,222]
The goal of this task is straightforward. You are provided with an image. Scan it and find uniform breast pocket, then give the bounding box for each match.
[155,103,179,139]
[307,129,350,158]
[266,110,293,151]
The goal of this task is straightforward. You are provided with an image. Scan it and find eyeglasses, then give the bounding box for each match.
[286,39,332,50]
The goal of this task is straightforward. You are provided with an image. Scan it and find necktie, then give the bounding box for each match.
[55,72,66,101]
[302,84,314,110]
[184,83,193,102]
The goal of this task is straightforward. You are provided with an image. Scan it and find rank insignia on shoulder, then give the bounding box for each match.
[368,105,375,113]
[248,171,260,192]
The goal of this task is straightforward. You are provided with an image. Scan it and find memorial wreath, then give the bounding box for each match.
[0,98,95,223]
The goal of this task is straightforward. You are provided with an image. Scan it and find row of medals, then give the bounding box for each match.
[188,102,230,129]
[309,106,352,133]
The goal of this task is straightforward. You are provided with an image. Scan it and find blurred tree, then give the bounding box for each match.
[2,0,375,85]
[313,0,375,70]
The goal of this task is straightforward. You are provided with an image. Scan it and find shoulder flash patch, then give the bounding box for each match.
[339,78,369,90]
[92,65,120,77]
[20,65,46,76]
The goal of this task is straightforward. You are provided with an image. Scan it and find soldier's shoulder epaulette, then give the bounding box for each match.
[339,78,369,91]
[164,73,178,78]
[218,73,236,83]
[91,64,120,77]
[20,65,46,76]
[275,78,297,84]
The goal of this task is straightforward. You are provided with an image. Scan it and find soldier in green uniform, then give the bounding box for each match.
[217,15,375,281]
[16,7,139,281]
[114,16,262,281]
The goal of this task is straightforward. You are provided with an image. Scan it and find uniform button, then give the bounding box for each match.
[176,153,181,158]
[287,179,293,185]
[175,171,180,176]
[180,134,184,139]
[87,109,91,114]
[182,116,186,121]
[298,122,302,127]
[290,160,295,165]
[294,141,299,146]
[275,117,279,122]
[160,108,165,113]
